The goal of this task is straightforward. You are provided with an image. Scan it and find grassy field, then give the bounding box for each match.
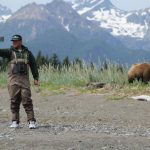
[0,62,150,99]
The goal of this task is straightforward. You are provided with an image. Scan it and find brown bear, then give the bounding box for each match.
[128,63,150,83]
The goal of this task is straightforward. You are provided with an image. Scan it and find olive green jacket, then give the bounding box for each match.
[0,45,39,80]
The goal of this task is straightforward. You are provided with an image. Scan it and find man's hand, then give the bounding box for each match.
[34,80,40,86]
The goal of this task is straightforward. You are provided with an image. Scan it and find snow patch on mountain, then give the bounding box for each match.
[58,15,70,32]
[0,4,11,23]
[75,0,105,15]
[72,0,149,39]
[0,15,11,23]
[65,24,70,32]
[87,8,148,38]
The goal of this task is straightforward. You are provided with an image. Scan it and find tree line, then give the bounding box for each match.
[0,50,83,71]
[36,51,83,70]
[0,50,124,72]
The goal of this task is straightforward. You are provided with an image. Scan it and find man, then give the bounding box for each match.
[0,35,39,129]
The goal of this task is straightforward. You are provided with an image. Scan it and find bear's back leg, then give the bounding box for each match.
[143,69,150,83]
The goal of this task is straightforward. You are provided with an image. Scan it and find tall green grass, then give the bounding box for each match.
[0,62,149,98]
[39,62,128,88]
[35,62,150,98]
[0,62,136,88]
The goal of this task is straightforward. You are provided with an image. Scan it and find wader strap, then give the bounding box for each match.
[24,52,28,64]
[12,50,28,64]
[13,51,18,64]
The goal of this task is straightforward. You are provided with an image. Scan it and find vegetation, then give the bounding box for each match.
[0,51,149,99]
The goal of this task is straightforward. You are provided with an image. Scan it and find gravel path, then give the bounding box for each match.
[0,89,150,150]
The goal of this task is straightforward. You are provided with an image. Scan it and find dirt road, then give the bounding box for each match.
[0,89,150,150]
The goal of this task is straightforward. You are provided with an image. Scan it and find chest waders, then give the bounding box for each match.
[7,50,36,124]
[10,51,29,75]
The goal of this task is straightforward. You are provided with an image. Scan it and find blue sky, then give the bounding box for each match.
[111,0,150,11]
[0,0,150,12]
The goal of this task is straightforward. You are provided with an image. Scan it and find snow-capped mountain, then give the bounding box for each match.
[0,0,150,64]
[72,0,149,39]
[5,0,100,41]
[0,0,138,64]
[0,4,11,23]
[72,0,116,15]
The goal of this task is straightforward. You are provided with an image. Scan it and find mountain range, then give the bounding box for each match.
[72,0,150,50]
[0,0,150,64]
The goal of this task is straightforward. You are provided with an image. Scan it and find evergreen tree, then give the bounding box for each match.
[73,57,83,68]
[49,53,61,69]
[63,56,71,69]
[36,50,50,67]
